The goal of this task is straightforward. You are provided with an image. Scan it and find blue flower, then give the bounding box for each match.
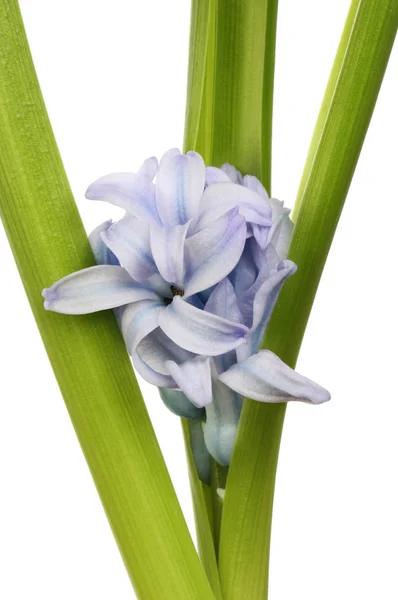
[43,149,330,472]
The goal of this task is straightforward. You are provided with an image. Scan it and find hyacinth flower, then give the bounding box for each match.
[43,149,330,471]
[2,1,396,597]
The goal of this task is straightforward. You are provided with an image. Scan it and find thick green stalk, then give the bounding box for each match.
[183,1,222,584]
[210,460,228,557]
[0,3,215,598]
[212,0,279,189]
[219,1,398,599]
[184,0,216,163]
[182,0,279,579]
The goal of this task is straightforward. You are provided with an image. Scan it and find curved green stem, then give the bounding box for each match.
[0,2,215,598]
[218,1,398,598]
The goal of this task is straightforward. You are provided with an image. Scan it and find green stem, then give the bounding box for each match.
[182,421,223,599]
[183,2,222,589]
[219,1,398,598]
[183,0,280,591]
[0,3,215,598]
[184,0,216,163]
[212,0,279,188]
[210,459,228,558]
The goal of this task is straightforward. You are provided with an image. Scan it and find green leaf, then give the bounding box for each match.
[218,1,398,599]
[0,3,215,598]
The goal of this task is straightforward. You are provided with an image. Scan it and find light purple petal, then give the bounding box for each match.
[150,222,190,288]
[101,215,158,282]
[197,182,272,230]
[242,174,269,199]
[158,296,249,356]
[221,164,243,184]
[166,357,212,408]
[246,235,275,272]
[229,242,258,297]
[146,274,174,299]
[155,149,205,226]
[219,350,331,405]
[268,196,285,221]
[205,166,230,186]
[137,156,158,180]
[238,259,297,358]
[133,353,176,388]
[261,197,293,259]
[88,221,119,266]
[121,299,164,354]
[235,245,280,327]
[187,293,206,310]
[251,224,270,250]
[205,278,243,323]
[248,260,296,352]
[137,327,195,378]
[184,208,246,297]
[270,209,293,259]
[120,301,176,387]
[43,266,159,315]
[213,350,238,375]
[159,388,204,419]
[86,172,161,225]
[203,378,243,466]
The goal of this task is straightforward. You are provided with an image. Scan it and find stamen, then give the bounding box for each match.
[170,284,184,297]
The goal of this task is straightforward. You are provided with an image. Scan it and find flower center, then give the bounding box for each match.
[165,284,184,306]
[170,284,184,298]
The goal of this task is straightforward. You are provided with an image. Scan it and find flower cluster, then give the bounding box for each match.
[43,149,330,476]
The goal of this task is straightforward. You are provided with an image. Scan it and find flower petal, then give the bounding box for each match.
[166,357,212,408]
[269,207,293,259]
[133,354,176,388]
[235,244,279,327]
[229,242,258,297]
[197,182,272,229]
[242,174,269,199]
[43,266,159,314]
[158,296,249,356]
[184,208,246,297]
[159,388,204,419]
[86,172,161,225]
[221,163,243,184]
[155,149,205,226]
[88,220,119,266]
[220,350,331,404]
[136,327,195,379]
[204,278,243,324]
[205,166,230,186]
[122,300,164,355]
[101,215,158,282]
[120,301,176,387]
[242,259,297,356]
[251,224,270,250]
[203,378,243,466]
[137,156,158,180]
[150,222,190,288]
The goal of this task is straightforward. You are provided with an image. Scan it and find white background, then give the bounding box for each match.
[1,1,397,598]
